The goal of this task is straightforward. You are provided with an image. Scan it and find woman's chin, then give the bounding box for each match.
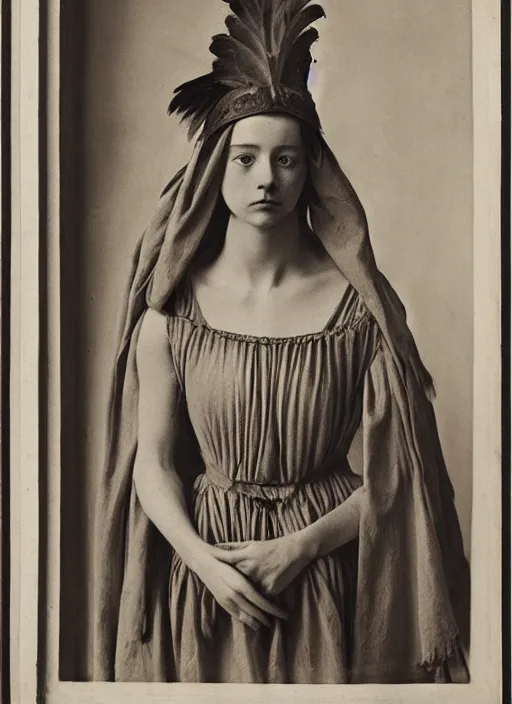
[241,209,290,229]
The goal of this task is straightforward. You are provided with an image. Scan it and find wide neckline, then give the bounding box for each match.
[183,276,365,344]
[178,311,371,345]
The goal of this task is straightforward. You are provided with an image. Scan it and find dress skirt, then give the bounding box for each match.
[169,467,360,683]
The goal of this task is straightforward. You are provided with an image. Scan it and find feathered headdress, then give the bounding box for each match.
[168,0,326,140]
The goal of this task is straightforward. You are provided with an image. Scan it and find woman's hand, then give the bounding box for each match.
[192,551,289,632]
[214,533,314,597]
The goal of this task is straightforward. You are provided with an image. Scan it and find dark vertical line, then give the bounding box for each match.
[59,0,87,680]
[501,2,511,703]
[1,0,12,701]
[38,0,49,698]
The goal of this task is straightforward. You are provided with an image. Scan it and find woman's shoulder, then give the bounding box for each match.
[136,307,172,365]
[161,275,197,321]
[302,245,348,292]
[301,252,369,328]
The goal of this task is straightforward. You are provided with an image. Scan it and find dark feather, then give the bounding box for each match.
[281,0,315,15]
[168,74,216,116]
[282,27,319,88]
[170,0,325,136]
[276,6,324,81]
[168,74,230,139]
[218,0,323,86]
[273,0,316,40]
[209,34,270,86]
[221,0,262,30]
[283,4,325,47]
[224,14,266,60]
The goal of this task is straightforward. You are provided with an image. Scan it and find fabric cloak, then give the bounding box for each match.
[92,125,470,683]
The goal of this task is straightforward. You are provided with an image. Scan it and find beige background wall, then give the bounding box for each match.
[59,0,473,680]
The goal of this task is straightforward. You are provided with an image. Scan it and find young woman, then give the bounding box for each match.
[93,0,470,685]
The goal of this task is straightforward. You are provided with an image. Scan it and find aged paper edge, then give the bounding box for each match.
[9,0,503,702]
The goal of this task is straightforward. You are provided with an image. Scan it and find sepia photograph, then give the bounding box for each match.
[67,0,473,685]
[8,0,503,702]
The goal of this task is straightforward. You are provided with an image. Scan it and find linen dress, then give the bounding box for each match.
[164,276,383,684]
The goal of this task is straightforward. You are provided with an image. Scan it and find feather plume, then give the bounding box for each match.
[168,74,231,139]
[168,0,325,137]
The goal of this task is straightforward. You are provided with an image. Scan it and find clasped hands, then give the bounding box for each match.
[192,531,315,632]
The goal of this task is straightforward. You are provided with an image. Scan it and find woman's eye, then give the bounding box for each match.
[277,155,296,167]
[235,154,255,166]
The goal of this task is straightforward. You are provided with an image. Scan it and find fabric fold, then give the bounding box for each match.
[352,341,469,683]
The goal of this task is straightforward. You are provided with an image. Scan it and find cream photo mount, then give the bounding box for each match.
[9,0,503,702]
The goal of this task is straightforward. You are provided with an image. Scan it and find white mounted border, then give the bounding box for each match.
[10,0,503,702]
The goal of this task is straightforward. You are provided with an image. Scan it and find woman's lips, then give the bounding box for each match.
[250,199,281,207]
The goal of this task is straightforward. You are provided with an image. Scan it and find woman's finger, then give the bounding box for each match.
[242,582,288,619]
[236,595,271,628]
[236,610,261,632]
[212,547,241,565]
[221,594,264,630]
[229,559,255,580]
[216,541,247,550]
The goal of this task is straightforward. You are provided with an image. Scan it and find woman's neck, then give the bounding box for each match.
[219,211,308,291]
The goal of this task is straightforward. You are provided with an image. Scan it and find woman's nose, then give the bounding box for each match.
[256,158,275,190]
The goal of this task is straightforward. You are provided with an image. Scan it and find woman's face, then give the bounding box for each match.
[221,114,308,229]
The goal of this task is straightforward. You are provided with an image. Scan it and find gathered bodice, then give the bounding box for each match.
[165,278,380,487]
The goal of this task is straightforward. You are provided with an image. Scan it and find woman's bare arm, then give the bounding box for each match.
[133,308,288,629]
[133,307,207,570]
[297,486,363,559]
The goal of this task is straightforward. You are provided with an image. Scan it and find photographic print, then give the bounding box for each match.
[8,0,503,702]
[64,0,472,685]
